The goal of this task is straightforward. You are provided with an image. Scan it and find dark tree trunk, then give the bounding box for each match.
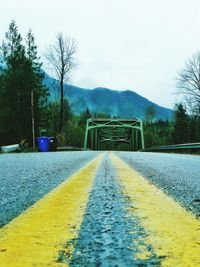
[31,90,35,148]
[59,78,64,133]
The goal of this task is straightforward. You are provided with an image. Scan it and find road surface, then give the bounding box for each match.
[0,151,200,266]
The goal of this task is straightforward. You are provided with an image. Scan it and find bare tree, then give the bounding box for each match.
[46,33,77,133]
[177,51,200,114]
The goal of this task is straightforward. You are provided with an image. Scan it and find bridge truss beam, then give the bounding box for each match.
[84,118,144,151]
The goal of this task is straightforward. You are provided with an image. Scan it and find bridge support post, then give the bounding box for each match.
[140,121,145,149]
[94,129,98,150]
[84,120,89,149]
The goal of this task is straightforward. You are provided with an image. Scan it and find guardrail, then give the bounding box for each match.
[142,143,200,152]
[1,144,20,153]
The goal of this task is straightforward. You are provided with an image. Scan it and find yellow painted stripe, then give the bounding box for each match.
[110,153,200,267]
[0,154,103,267]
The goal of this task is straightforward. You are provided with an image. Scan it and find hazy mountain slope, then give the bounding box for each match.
[44,73,173,120]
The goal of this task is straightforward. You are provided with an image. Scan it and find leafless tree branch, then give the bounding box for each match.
[176,51,200,114]
[45,33,77,132]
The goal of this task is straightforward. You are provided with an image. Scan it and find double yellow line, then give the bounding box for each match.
[110,153,200,267]
[0,154,103,267]
[1,152,200,266]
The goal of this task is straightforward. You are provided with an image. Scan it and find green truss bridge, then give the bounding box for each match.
[84,118,144,151]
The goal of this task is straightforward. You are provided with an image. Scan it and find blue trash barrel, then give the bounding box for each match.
[36,137,50,152]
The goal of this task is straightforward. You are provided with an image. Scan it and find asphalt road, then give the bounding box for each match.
[115,151,200,217]
[70,153,159,266]
[1,151,200,225]
[0,151,100,227]
[1,151,200,266]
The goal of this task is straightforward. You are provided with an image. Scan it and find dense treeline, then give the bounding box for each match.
[144,103,200,148]
[144,120,173,148]
[45,103,91,148]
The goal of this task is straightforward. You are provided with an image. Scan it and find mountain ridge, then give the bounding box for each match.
[44,73,173,120]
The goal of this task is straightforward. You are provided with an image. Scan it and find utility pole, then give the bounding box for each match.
[31,90,35,149]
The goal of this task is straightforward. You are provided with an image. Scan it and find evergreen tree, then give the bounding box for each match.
[145,105,156,124]
[0,21,29,144]
[172,103,189,144]
[78,108,92,128]
[26,29,49,146]
[0,21,48,146]
[188,115,200,143]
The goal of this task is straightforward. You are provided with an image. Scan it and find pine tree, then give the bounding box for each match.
[172,103,189,144]
[0,20,30,144]
[78,108,92,128]
[26,29,49,146]
[0,21,49,146]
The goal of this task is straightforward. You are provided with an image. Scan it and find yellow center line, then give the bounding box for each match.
[0,153,104,267]
[110,153,200,267]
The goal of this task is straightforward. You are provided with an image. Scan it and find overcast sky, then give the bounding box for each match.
[1,0,200,108]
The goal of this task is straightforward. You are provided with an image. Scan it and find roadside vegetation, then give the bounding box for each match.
[144,103,200,148]
[0,21,200,149]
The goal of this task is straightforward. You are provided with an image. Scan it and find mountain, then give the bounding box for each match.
[44,73,173,120]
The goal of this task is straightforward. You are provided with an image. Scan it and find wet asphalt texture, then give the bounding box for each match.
[115,152,200,217]
[0,151,100,227]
